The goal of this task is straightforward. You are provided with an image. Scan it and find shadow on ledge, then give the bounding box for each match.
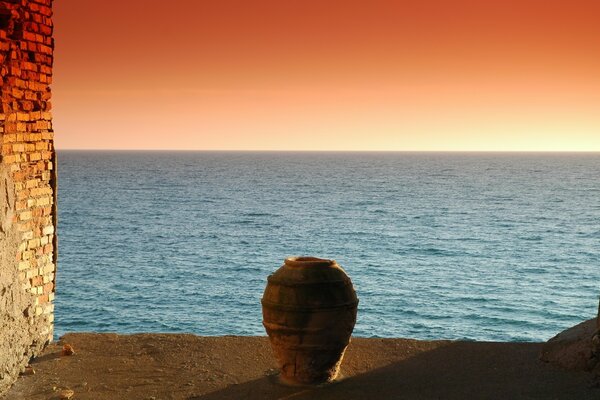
[191,341,598,400]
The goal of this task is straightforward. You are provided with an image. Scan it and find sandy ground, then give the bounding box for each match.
[2,333,598,400]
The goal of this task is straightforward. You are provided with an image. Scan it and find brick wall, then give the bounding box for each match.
[0,0,55,394]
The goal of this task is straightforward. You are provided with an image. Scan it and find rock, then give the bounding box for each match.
[56,388,75,399]
[62,344,75,356]
[540,318,597,371]
[21,366,35,376]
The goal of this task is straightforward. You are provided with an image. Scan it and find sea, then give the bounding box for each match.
[55,151,600,342]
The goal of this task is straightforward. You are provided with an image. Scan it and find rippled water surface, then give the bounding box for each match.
[56,151,600,341]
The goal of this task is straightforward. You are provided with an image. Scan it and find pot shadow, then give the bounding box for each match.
[188,342,598,400]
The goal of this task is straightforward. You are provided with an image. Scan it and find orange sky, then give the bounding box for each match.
[53,0,600,151]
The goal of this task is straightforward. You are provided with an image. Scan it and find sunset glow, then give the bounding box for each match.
[53,0,600,151]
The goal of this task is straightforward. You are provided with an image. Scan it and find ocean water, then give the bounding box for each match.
[56,151,600,342]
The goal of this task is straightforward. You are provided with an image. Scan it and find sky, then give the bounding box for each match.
[52,0,600,151]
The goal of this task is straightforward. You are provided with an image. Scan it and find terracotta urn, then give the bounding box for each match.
[261,256,359,385]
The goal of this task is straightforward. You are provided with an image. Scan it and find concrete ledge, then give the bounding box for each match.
[3,332,599,400]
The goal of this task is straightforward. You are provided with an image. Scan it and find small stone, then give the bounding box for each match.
[21,366,35,376]
[62,344,75,356]
[57,388,75,399]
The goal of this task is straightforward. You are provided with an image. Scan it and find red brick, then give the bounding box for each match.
[1,0,56,349]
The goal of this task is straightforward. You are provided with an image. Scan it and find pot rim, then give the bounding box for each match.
[284,256,335,268]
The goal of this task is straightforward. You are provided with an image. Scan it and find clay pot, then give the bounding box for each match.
[261,256,359,385]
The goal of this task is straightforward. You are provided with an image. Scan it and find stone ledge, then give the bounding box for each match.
[3,332,599,400]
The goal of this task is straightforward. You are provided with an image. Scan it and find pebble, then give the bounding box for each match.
[21,366,35,376]
[62,344,76,356]
[57,388,75,399]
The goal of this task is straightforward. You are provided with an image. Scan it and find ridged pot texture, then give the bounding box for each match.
[261,257,359,385]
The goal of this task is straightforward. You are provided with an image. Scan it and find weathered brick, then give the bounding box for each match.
[1,0,56,393]
[18,260,31,271]
[31,276,43,287]
[19,211,32,221]
[42,282,54,293]
[25,179,39,188]
[27,238,41,249]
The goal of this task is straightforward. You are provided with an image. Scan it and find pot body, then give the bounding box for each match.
[261,257,358,385]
